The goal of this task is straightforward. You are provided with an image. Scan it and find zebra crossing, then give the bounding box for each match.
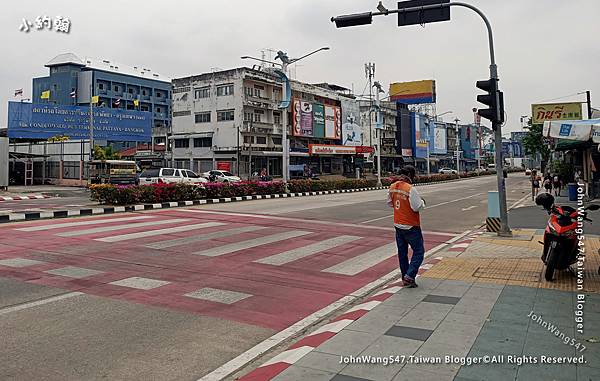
[0,210,451,330]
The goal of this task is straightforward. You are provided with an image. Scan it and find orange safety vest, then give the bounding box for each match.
[389,181,421,227]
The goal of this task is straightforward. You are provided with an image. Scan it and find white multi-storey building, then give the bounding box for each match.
[171,67,361,177]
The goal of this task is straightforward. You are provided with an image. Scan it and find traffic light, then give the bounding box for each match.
[476,79,504,127]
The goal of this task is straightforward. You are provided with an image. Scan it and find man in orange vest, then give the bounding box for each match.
[387,165,426,288]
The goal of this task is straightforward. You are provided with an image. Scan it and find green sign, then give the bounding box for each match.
[313,104,325,138]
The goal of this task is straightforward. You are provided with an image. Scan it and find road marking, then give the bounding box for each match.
[0,258,45,267]
[255,235,360,266]
[461,205,478,211]
[15,215,154,231]
[262,346,314,367]
[195,232,460,381]
[44,266,104,279]
[193,230,311,257]
[144,225,267,249]
[95,222,226,242]
[56,218,190,237]
[0,292,83,316]
[184,288,252,304]
[322,242,397,276]
[177,209,456,237]
[109,277,171,290]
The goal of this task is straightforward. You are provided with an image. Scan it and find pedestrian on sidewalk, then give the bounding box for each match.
[532,170,540,199]
[388,165,426,288]
[553,174,561,196]
[543,176,552,194]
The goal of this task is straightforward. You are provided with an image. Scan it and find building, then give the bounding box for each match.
[32,53,172,151]
[170,67,365,177]
[359,100,399,172]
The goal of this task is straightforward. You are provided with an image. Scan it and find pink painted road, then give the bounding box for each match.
[0,208,452,331]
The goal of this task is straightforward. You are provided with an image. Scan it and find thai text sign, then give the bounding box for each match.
[8,102,151,141]
[531,102,582,124]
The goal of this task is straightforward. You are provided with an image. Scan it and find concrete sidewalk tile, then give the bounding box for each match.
[317,330,378,357]
[412,277,443,290]
[271,364,336,381]
[346,304,412,335]
[393,364,457,381]
[516,364,576,381]
[385,325,433,341]
[578,365,600,380]
[340,354,403,381]
[360,335,423,357]
[455,362,518,381]
[430,285,471,298]
[522,337,575,357]
[471,282,505,290]
[384,291,428,308]
[471,328,526,355]
[422,295,461,305]
[331,374,375,381]
[293,351,346,374]
[443,311,489,325]
[461,286,503,300]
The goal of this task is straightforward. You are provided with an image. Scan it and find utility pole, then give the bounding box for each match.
[236,125,240,176]
[365,63,375,147]
[454,118,460,173]
[373,81,383,186]
[587,90,593,119]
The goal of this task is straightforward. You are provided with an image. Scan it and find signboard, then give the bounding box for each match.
[382,138,396,146]
[300,101,313,136]
[531,102,583,124]
[389,80,436,104]
[432,123,447,154]
[309,144,357,155]
[313,104,325,138]
[216,161,231,171]
[414,113,429,159]
[543,119,600,142]
[324,105,341,140]
[401,148,413,157]
[7,102,151,141]
[342,121,361,146]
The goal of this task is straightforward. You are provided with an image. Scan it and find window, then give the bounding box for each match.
[140,169,159,178]
[128,88,134,94]
[195,112,211,123]
[142,90,147,96]
[272,137,282,145]
[244,112,253,122]
[173,110,191,117]
[244,136,254,144]
[274,112,281,125]
[173,87,190,94]
[156,92,163,98]
[256,136,267,145]
[194,137,212,148]
[114,85,119,92]
[174,139,189,148]
[186,170,200,178]
[217,109,235,122]
[195,87,210,99]
[141,105,150,112]
[98,83,104,90]
[161,169,175,176]
[217,84,234,96]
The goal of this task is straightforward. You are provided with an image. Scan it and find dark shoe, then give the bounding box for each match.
[402,275,418,288]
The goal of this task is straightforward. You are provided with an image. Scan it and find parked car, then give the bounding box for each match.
[202,170,242,183]
[438,168,457,175]
[138,168,208,185]
[525,168,532,176]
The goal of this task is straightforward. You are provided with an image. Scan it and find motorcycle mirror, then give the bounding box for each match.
[586,204,600,211]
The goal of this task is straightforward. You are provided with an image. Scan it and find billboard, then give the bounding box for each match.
[313,103,325,138]
[414,113,429,159]
[342,120,361,146]
[324,105,341,140]
[389,80,436,104]
[395,106,413,156]
[432,122,447,154]
[7,102,152,141]
[292,99,314,137]
[531,102,583,124]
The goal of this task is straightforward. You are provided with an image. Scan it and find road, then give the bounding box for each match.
[0,174,531,380]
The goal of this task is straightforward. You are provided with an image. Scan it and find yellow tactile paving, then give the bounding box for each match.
[424,230,600,293]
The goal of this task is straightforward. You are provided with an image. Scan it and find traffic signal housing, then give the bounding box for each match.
[476,79,504,127]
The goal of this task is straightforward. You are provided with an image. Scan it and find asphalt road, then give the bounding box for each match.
[0,174,531,381]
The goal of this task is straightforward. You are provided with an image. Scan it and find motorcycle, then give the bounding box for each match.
[535,193,600,281]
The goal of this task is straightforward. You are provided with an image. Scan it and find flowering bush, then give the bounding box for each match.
[287,179,378,193]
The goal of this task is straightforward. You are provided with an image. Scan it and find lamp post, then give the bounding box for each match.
[454,118,461,173]
[241,47,329,183]
[373,81,384,187]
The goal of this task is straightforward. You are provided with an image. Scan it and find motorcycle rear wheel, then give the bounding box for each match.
[545,242,559,281]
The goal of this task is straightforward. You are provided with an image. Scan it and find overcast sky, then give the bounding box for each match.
[1,0,599,134]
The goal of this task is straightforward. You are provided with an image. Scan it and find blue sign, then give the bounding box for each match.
[7,102,152,141]
[559,124,572,136]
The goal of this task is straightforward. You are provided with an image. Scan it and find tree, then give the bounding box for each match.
[522,119,550,171]
[92,145,120,161]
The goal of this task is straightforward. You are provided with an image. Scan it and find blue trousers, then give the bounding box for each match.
[395,226,425,279]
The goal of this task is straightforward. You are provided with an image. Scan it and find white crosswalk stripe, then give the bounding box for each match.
[255,235,361,266]
[57,218,191,237]
[322,242,397,276]
[145,226,268,249]
[95,222,226,242]
[193,230,311,257]
[15,215,154,232]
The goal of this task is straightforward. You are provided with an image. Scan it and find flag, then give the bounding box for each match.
[91,95,99,104]
[133,99,139,107]
[70,90,76,98]
[14,89,23,97]
[41,90,50,99]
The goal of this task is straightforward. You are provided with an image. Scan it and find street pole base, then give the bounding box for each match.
[497,228,513,238]
[376,180,382,188]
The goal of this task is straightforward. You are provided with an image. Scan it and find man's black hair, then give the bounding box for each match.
[401,165,416,179]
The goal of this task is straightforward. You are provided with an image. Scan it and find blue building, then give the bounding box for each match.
[32,53,171,150]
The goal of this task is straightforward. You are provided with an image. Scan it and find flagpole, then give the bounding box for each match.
[89,84,94,161]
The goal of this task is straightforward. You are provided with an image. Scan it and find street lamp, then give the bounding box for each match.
[437,110,453,120]
[454,118,461,173]
[241,47,330,183]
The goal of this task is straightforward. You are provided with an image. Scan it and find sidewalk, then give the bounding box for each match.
[238,229,600,381]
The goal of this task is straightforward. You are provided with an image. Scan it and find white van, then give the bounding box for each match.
[138,168,207,185]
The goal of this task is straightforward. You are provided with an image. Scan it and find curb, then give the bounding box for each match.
[0,195,50,202]
[236,257,445,381]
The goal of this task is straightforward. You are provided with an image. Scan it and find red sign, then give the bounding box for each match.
[355,146,375,154]
[216,161,231,171]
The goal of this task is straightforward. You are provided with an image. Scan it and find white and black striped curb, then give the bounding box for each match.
[0,187,388,224]
[0,195,51,202]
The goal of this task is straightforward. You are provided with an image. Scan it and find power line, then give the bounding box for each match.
[535,92,585,104]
